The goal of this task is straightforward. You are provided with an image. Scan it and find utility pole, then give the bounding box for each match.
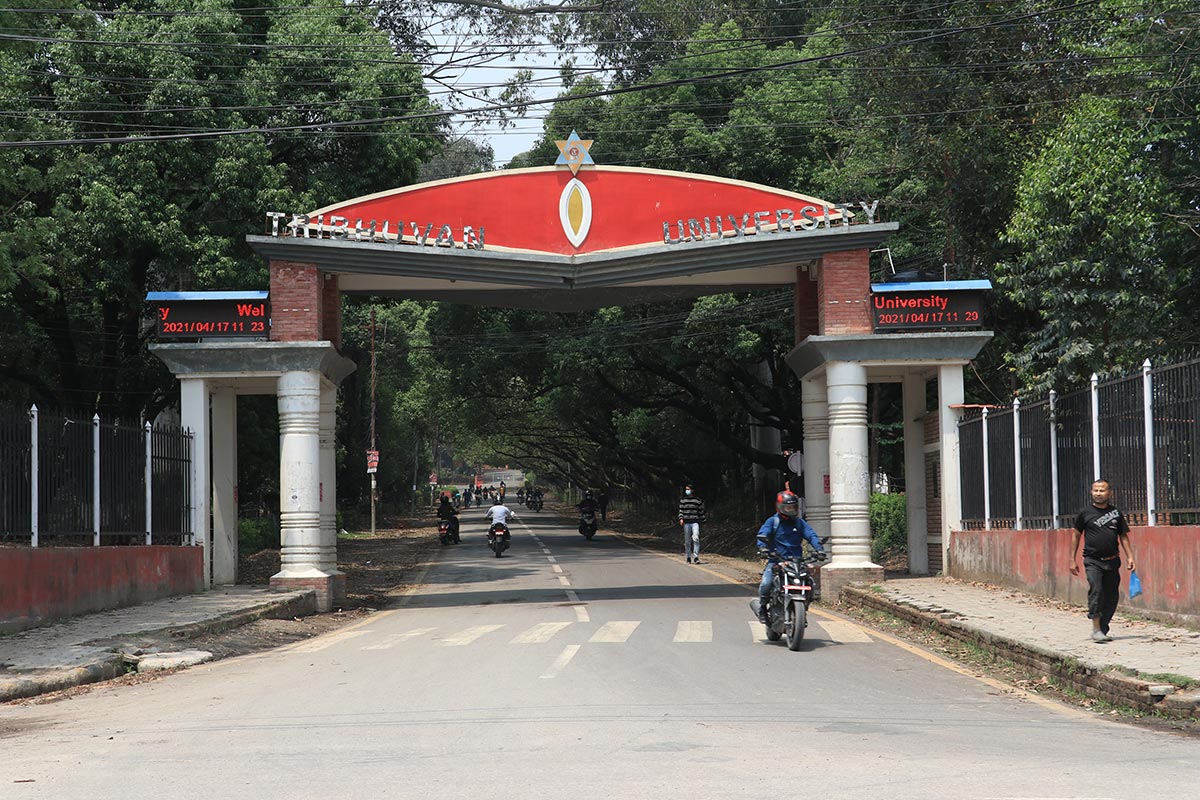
[370,307,377,536]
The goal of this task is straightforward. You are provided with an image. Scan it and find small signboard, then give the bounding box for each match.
[146,291,269,339]
[366,449,379,474]
[428,472,438,485]
[870,280,989,332]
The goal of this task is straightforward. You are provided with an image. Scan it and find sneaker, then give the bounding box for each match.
[685,557,692,563]
[692,558,701,564]
[1100,622,1110,636]
[1091,630,1111,643]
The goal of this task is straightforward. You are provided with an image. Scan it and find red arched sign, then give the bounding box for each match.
[301,166,855,256]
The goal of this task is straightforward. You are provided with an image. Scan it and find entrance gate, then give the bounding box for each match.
[152,151,990,609]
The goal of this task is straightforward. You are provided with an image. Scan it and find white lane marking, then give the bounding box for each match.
[541,549,552,555]
[541,645,580,679]
[361,628,436,650]
[574,605,590,623]
[511,622,573,644]
[290,630,370,653]
[589,621,640,643]
[748,620,765,642]
[440,624,505,646]
[552,564,563,574]
[546,556,557,563]
[558,576,571,586]
[565,590,580,602]
[817,620,873,643]
[673,621,713,643]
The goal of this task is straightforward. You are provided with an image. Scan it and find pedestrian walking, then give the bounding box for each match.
[678,484,706,563]
[597,488,609,521]
[1069,479,1136,643]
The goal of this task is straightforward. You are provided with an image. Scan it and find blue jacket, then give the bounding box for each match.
[756,514,823,561]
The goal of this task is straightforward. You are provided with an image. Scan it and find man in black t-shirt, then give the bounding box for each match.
[1070,479,1136,643]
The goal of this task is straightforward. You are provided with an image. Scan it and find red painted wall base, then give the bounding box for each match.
[950,527,1200,626]
[0,546,205,634]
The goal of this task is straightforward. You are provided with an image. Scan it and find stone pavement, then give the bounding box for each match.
[0,586,316,702]
[839,576,1200,717]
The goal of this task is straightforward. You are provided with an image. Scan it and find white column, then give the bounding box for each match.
[319,379,341,577]
[275,371,329,585]
[902,372,930,574]
[1143,359,1156,526]
[938,363,966,573]
[180,377,211,587]
[211,388,238,585]
[801,374,830,540]
[825,361,875,567]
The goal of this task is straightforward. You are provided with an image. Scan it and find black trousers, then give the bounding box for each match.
[1084,557,1121,626]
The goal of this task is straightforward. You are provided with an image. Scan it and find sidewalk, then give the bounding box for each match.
[0,586,316,702]
[839,576,1200,717]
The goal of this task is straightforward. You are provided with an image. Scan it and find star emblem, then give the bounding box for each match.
[554,130,595,175]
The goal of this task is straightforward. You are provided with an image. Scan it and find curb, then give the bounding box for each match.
[840,585,1200,719]
[0,589,318,704]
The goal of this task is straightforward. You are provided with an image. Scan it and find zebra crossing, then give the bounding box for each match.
[289,617,874,653]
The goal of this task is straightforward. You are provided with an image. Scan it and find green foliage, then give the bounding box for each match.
[0,0,437,415]
[238,517,277,556]
[870,493,907,562]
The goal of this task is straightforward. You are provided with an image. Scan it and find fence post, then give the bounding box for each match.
[30,404,38,548]
[93,413,101,547]
[1090,373,1100,481]
[982,406,991,530]
[1143,359,1156,526]
[1049,390,1059,528]
[145,421,153,545]
[1013,397,1022,530]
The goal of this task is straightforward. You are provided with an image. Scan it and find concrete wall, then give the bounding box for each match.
[0,546,204,634]
[949,527,1200,625]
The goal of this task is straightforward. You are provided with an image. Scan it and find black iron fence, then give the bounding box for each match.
[960,356,1200,529]
[0,406,192,546]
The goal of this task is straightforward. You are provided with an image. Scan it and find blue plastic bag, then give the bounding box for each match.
[1129,569,1143,599]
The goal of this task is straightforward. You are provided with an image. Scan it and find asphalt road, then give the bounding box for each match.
[2,511,1197,799]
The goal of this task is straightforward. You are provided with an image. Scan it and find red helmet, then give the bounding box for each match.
[775,491,801,519]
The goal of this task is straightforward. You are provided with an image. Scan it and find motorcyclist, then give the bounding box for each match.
[436,494,460,540]
[483,499,514,538]
[756,490,825,623]
[577,489,599,518]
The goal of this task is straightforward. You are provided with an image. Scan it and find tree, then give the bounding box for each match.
[0,0,438,414]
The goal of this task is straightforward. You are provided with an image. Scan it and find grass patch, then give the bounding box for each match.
[1138,672,1199,690]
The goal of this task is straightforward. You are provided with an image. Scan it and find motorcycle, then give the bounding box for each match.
[526,496,543,512]
[751,548,827,651]
[578,510,597,540]
[487,522,511,557]
[437,517,460,546]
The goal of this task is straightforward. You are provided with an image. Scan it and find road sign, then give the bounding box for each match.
[786,451,804,475]
[366,449,379,474]
[428,472,438,485]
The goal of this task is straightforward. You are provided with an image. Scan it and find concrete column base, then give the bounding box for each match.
[270,574,336,612]
[820,564,885,602]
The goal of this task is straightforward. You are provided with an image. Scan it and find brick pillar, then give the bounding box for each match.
[269,260,322,342]
[794,264,819,343]
[817,249,872,335]
[320,273,341,348]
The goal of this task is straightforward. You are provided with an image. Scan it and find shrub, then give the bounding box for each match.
[239,517,278,555]
[870,493,907,562]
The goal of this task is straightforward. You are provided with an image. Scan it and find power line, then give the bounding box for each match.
[0,0,1124,148]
